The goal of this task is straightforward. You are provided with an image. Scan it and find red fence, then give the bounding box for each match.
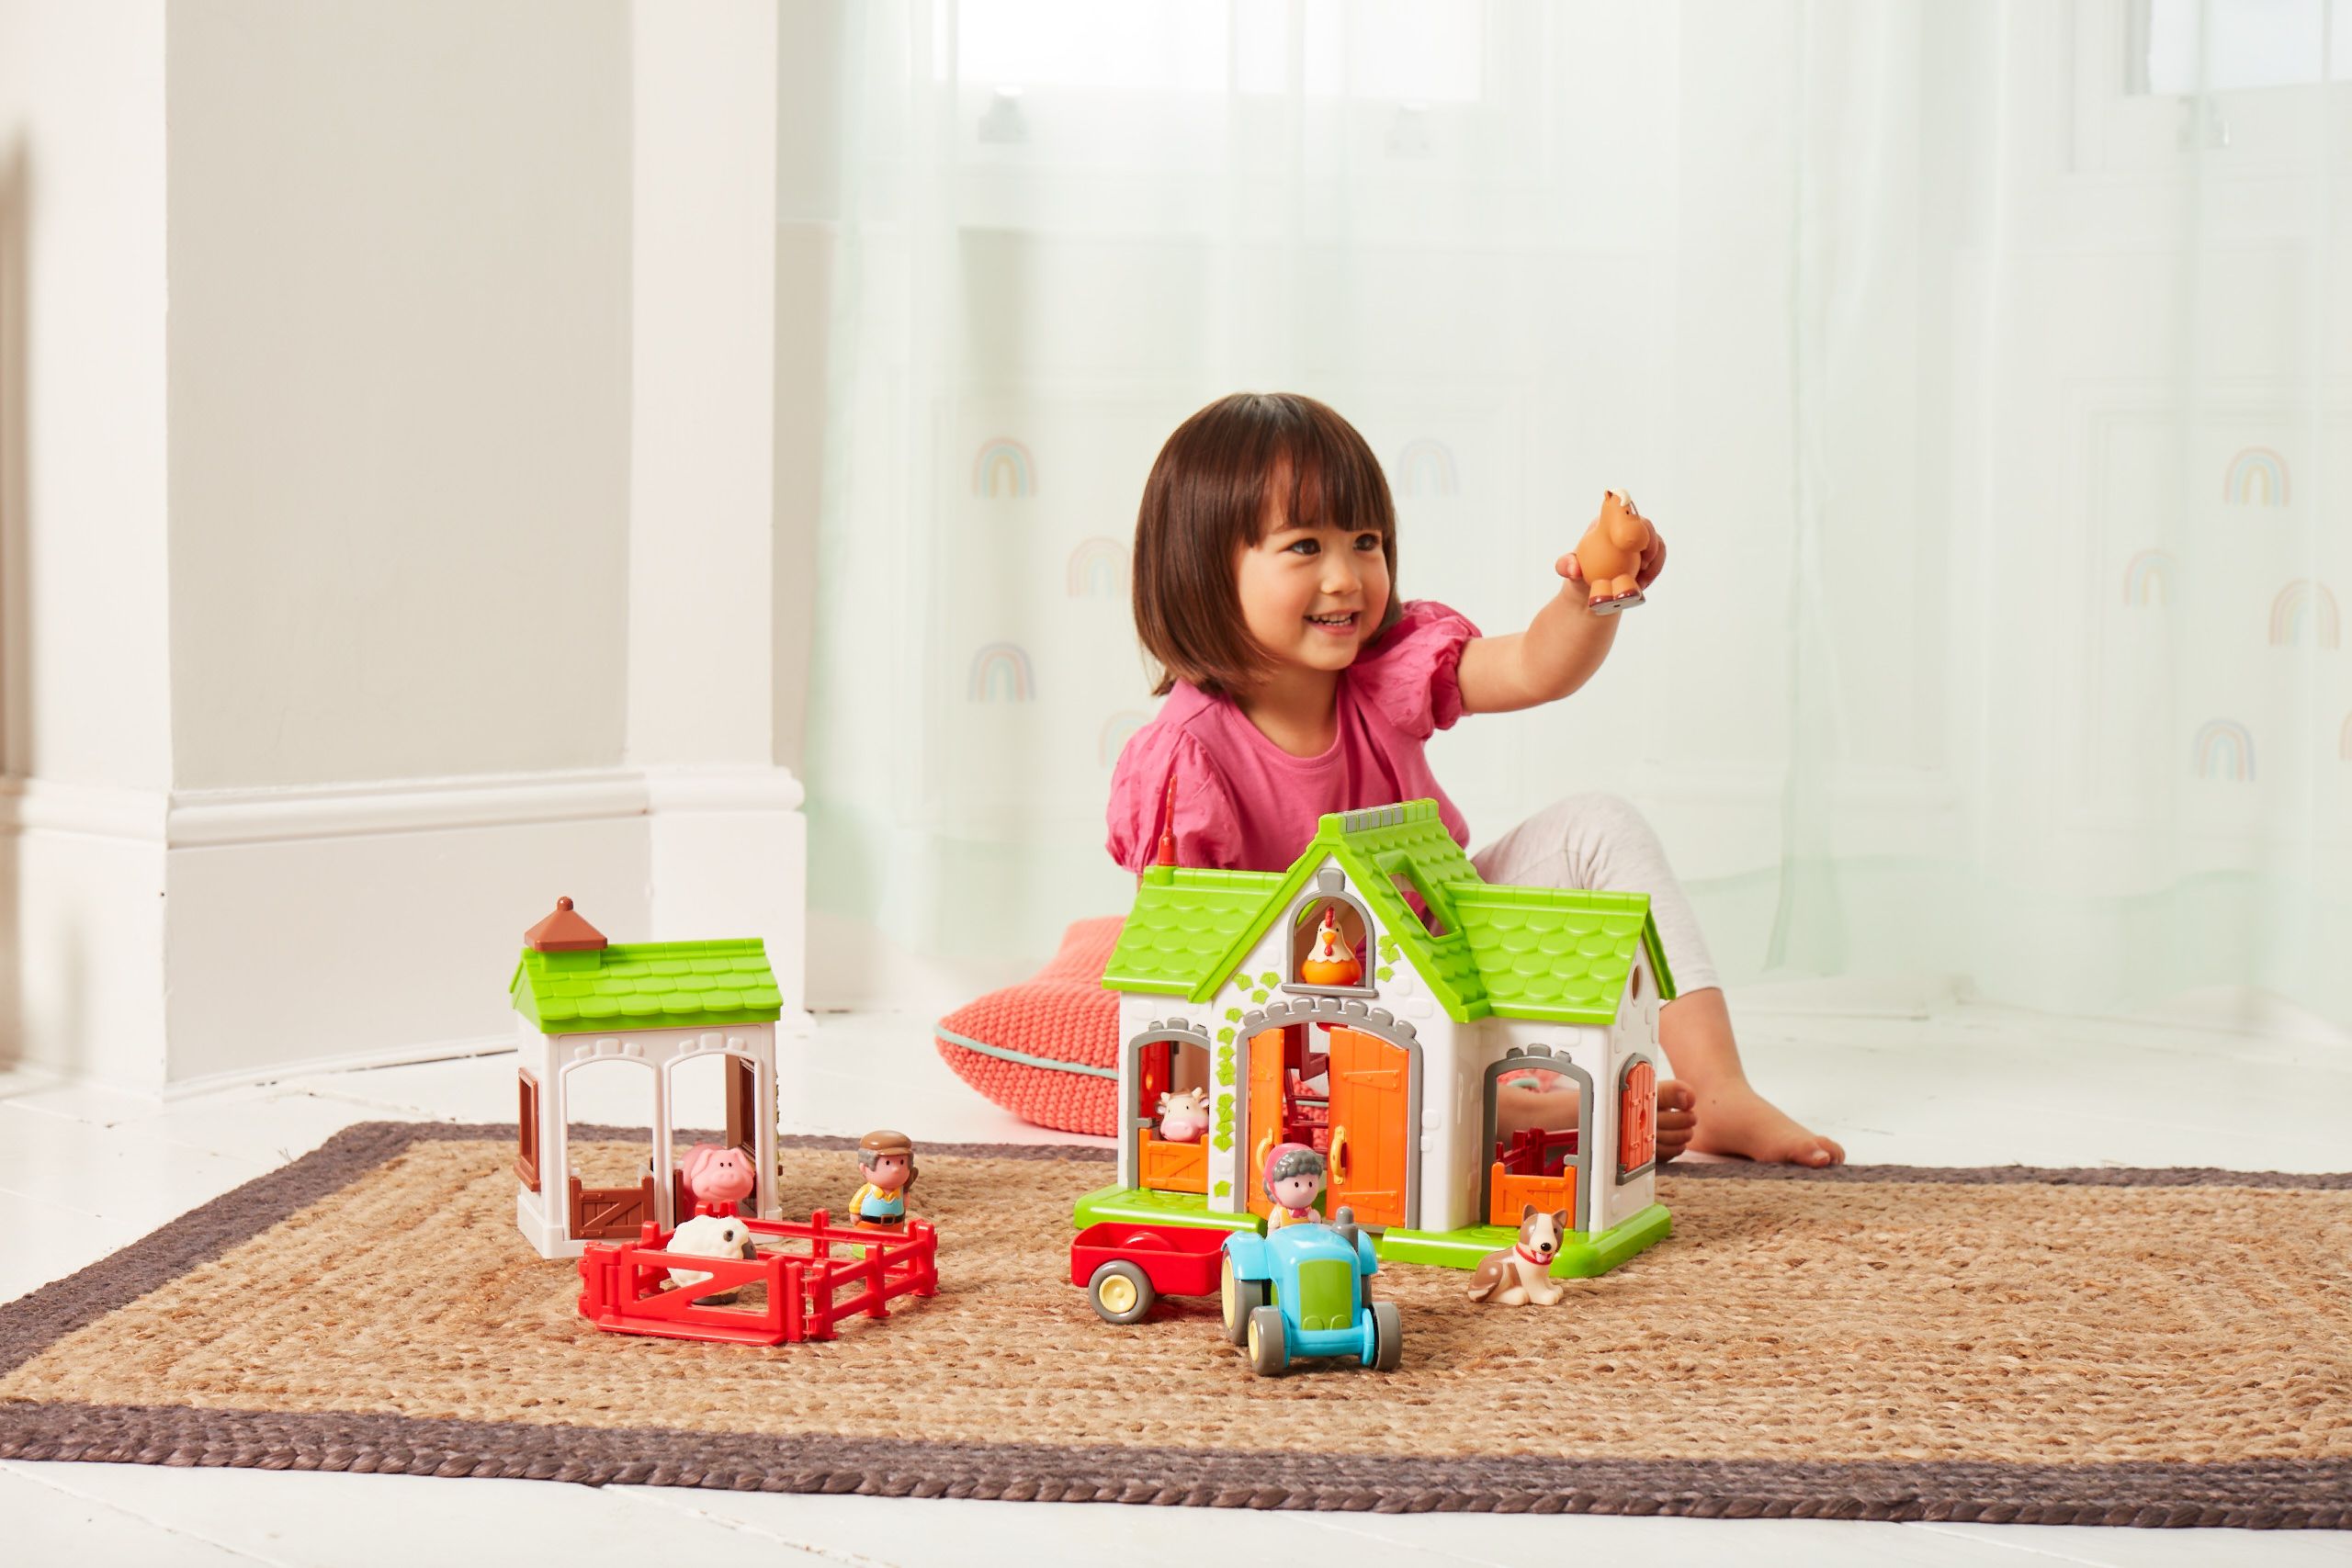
[577,1209,940,1347]
[1493,1124,1577,1177]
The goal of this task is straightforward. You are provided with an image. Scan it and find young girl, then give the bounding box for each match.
[1105,391,1842,1168]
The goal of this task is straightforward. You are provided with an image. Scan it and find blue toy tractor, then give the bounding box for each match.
[1217,1206,1402,1376]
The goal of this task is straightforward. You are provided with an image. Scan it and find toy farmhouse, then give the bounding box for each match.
[1093,799,1670,1277]
[509,897,785,1258]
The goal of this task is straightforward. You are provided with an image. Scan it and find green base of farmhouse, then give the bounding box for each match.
[1376,1202,1671,1279]
[1070,1185,1264,1235]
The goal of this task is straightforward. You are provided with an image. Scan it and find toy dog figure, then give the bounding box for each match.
[1467,1205,1569,1306]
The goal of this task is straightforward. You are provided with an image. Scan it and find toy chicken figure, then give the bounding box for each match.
[1298,906,1363,987]
[1577,489,1657,615]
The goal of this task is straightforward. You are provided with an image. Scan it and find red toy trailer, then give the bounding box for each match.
[579,1209,938,1347]
[1069,1221,1233,1324]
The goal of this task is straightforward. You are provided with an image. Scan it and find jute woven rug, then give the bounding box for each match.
[2,1123,2347,1527]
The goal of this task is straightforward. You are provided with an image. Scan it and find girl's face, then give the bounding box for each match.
[1233,491,1390,682]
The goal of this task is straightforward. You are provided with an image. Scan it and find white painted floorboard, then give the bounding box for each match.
[4,992,2348,1567]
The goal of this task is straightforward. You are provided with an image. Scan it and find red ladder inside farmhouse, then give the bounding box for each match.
[577,1210,940,1347]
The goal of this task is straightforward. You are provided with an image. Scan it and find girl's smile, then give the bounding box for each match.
[1234,515,1392,679]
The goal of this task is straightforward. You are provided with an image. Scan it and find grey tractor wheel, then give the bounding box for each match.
[1247,1304,1290,1377]
[1220,1255,1265,1346]
[1369,1299,1404,1371]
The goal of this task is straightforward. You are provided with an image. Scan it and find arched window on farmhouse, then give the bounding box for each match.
[1288,890,1373,996]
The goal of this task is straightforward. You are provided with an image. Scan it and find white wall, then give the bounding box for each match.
[0,1,810,1090]
[166,0,634,789]
[0,1,172,1085]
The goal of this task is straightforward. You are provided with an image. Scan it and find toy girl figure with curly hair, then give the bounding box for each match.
[1261,1143,1328,1230]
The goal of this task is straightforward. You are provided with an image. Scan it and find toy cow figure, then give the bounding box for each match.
[1576,490,1657,615]
[1467,1205,1569,1306]
[1156,1087,1210,1144]
[679,1143,757,1215]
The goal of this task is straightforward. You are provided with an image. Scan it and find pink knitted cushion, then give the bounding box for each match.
[933,917,1124,1136]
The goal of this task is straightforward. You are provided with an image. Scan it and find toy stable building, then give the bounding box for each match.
[1092,800,1671,1277]
[510,897,785,1259]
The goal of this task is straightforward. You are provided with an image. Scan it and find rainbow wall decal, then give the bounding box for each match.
[1100,710,1148,765]
[1395,438,1458,498]
[2121,549,2175,607]
[967,643,1035,702]
[2268,580,2342,649]
[972,438,1036,499]
[2190,719,2255,781]
[1067,537,1128,598]
[2222,446,2289,507]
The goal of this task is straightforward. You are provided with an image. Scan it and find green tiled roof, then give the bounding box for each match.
[1102,868,1284,996]
[1105,799,1671,1026]
[1445,883,1677,1026]
[511,940,783,1034]
[1315,801,1488,1019]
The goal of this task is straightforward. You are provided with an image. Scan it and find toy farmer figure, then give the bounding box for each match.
[1261,1143,1327,1230]
[851,1129,917,1227]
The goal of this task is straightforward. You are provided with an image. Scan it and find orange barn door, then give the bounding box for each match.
[1620,1059,1657,1173]
[1326,1027,1409,1228]
[1246,1029,1286,1218]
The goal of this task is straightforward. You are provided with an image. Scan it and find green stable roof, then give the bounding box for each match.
[1104,800,1675,1027]
[511,939,784,1034]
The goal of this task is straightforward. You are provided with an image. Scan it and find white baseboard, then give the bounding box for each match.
[158,1033,520,1101]
[0,766,808,1093]
[0,786,170,1090]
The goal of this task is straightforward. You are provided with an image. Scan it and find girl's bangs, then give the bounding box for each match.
[1268,423,1388,539]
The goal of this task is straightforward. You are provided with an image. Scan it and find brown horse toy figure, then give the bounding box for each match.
[1577,490,1656,615]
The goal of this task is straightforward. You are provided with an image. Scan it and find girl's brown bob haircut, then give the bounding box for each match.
[1133,391,1402,697]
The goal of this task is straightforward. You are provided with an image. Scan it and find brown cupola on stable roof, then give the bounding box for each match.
[525,896,608,953]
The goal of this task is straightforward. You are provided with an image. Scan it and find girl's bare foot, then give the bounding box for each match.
[1660,987,1844,1167]
[1687,1079,1844,1167]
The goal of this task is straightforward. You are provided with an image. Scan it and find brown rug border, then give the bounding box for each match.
[3,1121,2346,1529]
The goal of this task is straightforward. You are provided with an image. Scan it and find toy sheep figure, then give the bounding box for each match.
[1156,1086,1210,1144]
[663,1213,757,1297]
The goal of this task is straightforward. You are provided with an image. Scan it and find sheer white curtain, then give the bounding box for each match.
[805,0,2349,1030]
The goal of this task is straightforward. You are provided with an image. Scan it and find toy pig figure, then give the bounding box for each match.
[1576,490,1657,615]
[1156,1086,1210,1144]
[680,1143,757,1215]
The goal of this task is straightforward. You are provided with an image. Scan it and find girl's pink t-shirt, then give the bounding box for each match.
[1106,600,1481,874]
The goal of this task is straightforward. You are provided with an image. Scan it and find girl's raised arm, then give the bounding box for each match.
[1456,529,1667,715]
